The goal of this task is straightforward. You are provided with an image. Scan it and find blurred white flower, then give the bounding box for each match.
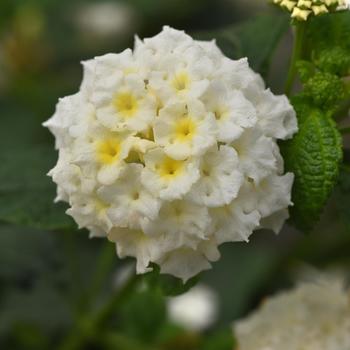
[44,26,297,282]
[338,0,350,8]
[75,2,136,39]
[234,272,350,350]
[167,284,219,331]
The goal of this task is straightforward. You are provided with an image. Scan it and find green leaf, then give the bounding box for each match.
[194,13,289,76]
[201,328,235,350]
[0,102,73,230]
[296,60,316,83]
[0,224,59,281]
[303,71,346,110]
[314,47,350,76]
[306,11,350,53]
[0,146,73,230]
[283,109,343,232]
[0,281,72,337]
[143,264,198,297]
[119,288,167,343]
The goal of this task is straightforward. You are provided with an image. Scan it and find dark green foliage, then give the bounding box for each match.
[202,328,235,350]
[0,146,73,230]
[143,264,199,297]
[0,100,74,230]
[306,11,350,52]
[119,288,167,343]
[0,225,73,347]
[195,13,289,76]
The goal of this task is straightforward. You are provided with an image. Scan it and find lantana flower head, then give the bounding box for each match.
[44,26,297,281]
[234,272,350,350]
[273,0,349,21]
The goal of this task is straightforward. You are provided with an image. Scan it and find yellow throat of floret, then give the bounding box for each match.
[97,138,122,164]
[172,71,191,92]
[157,156,185,179]
[113,91,138,117]
[174,116,197,142]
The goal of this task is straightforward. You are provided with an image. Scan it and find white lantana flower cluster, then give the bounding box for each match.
[273,0,349,20]
[44,27,297,282]
[234,273,350,350]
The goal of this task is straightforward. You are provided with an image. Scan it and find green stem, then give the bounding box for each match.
[340,126,350,135]
[334,98,350,121]
[285,22,306,96]
[57,273,140,350]
[93,272,139,326]
[102,332,157,350]
[63,231,83,313]
[87,241,116,306]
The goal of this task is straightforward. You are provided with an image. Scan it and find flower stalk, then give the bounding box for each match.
[285,22,306,96]
[57,273,140,350]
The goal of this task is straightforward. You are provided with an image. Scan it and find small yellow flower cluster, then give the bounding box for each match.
[273,0,347,20]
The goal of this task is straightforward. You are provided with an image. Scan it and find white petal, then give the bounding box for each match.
[187,146,243,207]
[158,248,212,282]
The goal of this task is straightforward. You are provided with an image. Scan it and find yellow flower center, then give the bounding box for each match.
[213,106,228,121]
[113,92,138,117]
[97,139,122,164]
[157,156,185,179]
[172,71,190,92]
[175,117,196,142]
[94,198,109,213]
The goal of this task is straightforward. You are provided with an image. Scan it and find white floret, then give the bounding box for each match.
[141,148,200,200]
[98,163,161,229]
[154,99,217,160]
[187,145,243,207]
[142,199,211,247]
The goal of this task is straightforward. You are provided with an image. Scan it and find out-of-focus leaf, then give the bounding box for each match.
[143,264,198,297]
[0,281,72,337]
[0,102,73,230]
[194,13,289,75]
[283,109,343,232]
[0,224,58,281]
[0,224,73,341]
[201,328,235,350]
[119,288,167,343]
[0,146,73,230]
[202,241,282,323]
[5,323,48,350]
[306,11,350,53]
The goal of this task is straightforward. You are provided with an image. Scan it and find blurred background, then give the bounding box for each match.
[1,1,350,349]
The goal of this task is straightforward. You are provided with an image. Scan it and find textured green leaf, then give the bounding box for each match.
[283,109,343,232]
[194,13,289,76]
[314,47,350,76]
[303,71,346,110]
